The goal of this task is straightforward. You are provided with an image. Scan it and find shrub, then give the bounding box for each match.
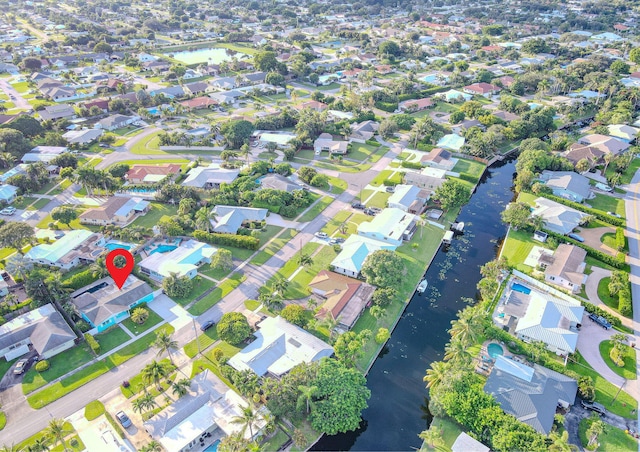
[541,228,626,269]
[193,230,260,250]
[216,312,251,344]
[531,192,624,226]
[84,333,100,354]
[400,161,422,170]
[63,269,99,290]
[616,227,626,251]
[130,307,149,324]
[281,305,308,327]
[76,320,91,332]
[618,287,633,317]
[582,301,622,328]
[610,345,625,367]
[35,360,50,372]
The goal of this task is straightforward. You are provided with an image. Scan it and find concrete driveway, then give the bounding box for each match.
[577,226,617,256]
[68,409,135,452]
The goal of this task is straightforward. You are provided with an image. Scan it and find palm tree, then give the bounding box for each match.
[231,405,258,439]
[195,207,214,232]
[529,214,545,232]
[172,378,191,398]
[297,252,313,267]
[139,441,163,452]
[132,393,158,413]
[5,254,32,280]
[548,430,578,452]
[296,384,318,414]
[258,292,284,312]
[423,361,449,389]
[318,313,339,342]
[0,444,19,452]
[142,360,171,391]
[0,152,15,169]
[448,317,476,346]
[89,257,108,279]
[45,418,71,452]
[369,305,385,321]
[26,437,50,452]
[272,277,289,295]
[419,425,444,449]
[153,331,178,366]
[444,338,471,364]
[586,416,605,449]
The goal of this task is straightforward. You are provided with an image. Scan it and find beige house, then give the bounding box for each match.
[542,244,587,294]
[79,196,150,226]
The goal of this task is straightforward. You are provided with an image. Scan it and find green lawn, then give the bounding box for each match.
[452,158,486,178]
[172,277,217,307]
[366,191,391,209]
[31,198,51,210]
[421,417,464,451]
[517,191,539,206]
[22,345,93,394]
[321,210,352,236]
[245,299,260,310]
[281,246,338,300]
[16,421,84,452]
[130,131,165,155]
[0,357,16,381]
[113,158,189,169]
[27,325,175,409]
[12,196,38,210]
[589,193,626,218]
[605,157,640,186]
[327,176,347,194]
[94,326,130,354]
[298,196,333,222]
[262,242,322,299]
[599,340,637,380]
[84,400,105,421]
[36,213,87,230]
[567,351,637,418]
[349,143,380,162]
[188,273,245,316]
[597,277,619,311]
[579,416,637,451]
[120,308,164,335]
[131,202,179,229]
[500,228,548,273]
[370,169,403,187]
[199,263,233,280]
[120,358,174,398]
[250,228,296,266]
[262,428,290,451]
[184,328,219,358]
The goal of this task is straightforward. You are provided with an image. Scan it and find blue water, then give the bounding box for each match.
[511,282,531,294]
[488,343,504,359]
[147,108,159,115]
[150,244,177,255]
[204,440,220,452]
[104,242,133,251]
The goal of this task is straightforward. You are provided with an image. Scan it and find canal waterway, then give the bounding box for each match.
[313,157,517,451]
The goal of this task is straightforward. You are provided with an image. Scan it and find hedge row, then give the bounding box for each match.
[397,86,449,102]
[458,172,480,184]
[531,192,624,227]
[616,227,626,251]
[400,161,422,170]
[63,269,99,291]
[374,101,398,113]
[542,228,626,269]
[192,230,260,250]
[84,333,100,354]
[582,301,623,328]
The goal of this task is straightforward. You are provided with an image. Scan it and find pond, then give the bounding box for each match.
[170,47,249,65]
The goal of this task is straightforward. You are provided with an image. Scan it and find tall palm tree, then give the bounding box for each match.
[297,253,313,268]
[153,331,178,366]
[89,257,108,279]
[444,338,471,364]
[548,430,578,452]
[423,360,449,389]
[258,292,284,312]
[231,405,258,439]
[448,317,476,346]
[45,418,71,452]
[5,254,32,280]
[0,152,15,169]
[26,437,50,452]
[142,360,171,392]
[132,393,158,413]
[139,441,163,452]
[272,277,289,295]
[172,378,191,398]
[296,384,318,414]
[318,313,339,342]
[195,207,214,232]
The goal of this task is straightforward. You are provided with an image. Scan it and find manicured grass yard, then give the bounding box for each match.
[281,246,338,300]
[31,198,51,210]
[298,196,333,222]
[589,193,626,219]
[188,273,245,316]
[23,346,93,394]
[597,277,620,311]
[369,169,404,187]
[579,416,637,451]
[12,196,38,210]
[366,191,391,209]
[120,358,174,398]
[121,307,164,335]
[321,210,352,236]
[172,277,217,307]
[605,157,640,186]
[500,228,549,273]
[130,131,165,155]
[184,328,219,358]
[16,421,84,452]
[94,326,130,353]
[0,357,16,380]
[422,417,464,451]
[599,340,637,380]
[349,143,379,162]
[262,243,322,299]
[131,202,179,229]
[327,175,347,194]
[452,158,486,178]
[84,400,105,420]
[250,227,295,266]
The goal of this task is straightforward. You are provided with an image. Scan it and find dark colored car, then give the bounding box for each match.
[385,186,395,193]
[581,400,606,416]
[351,202,365,209]
[200,320,216,331]
[567,233,585,243]
[588,313,612,329]
[115,411,132,428]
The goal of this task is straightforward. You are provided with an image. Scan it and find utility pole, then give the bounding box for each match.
[192,317,202,356]
[611,379,627,406]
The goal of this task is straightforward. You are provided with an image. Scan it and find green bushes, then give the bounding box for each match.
[618,287,633,317]
[541,228,626,269]
[616,227,626,251]
[84,333,101,354]
[192,230,260,250]
[532,192,624,226]
[63,269,99,290]
[458,173,480,184]
[374,101,398,112]
[582,301,622,328]
[400,161,422,170]
[35,360,49,372]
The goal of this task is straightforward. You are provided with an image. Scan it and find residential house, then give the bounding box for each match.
[95,114,140,131]
[143,60,170,72]
[350,120,379,142]
[258,173,302,192]
[451,433,489,452]
[420,148,456,170]
[0,304,76,361]
[137,53,157,63]
[243,72,267,85]
[62,129,103,146]
[314,133,349,155]
[398,97,434,113]
[228,316,333,377]
[183,82,210,96]
[139,239,217,282]
[563,143,605,167]
[576,134,630,155]
[387,184,427,213]
[79,196,150,226]
[298,100,327,112]
[436,133,465,151]
[538,170,592,203]
[531,197,588,235]
[25,230,104,270]
[436,89,472,103]
[404,167,447,193]
[257,132,296,149]
[210,77,238,90]
[182,164,240,189]
[38,104,76,121]
[209,90,245,105]
[22,146,68,163]
[309,270,375,331]
[71,276,157,333]
[543,244,587,294]
[179,97,218,111]
[126,164,182,184]
[210,206,268,234]
[358,207,417,246]
[150,86,185,99]
[0,165,26,183]
[484,356,577,434]
[607,124,639,143]
[144,370,266,451]
[0,184,18,204]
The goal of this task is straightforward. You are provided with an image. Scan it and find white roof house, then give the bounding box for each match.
[62,128,103,145]
[451,433,490,452]
[531,197,587,235]
[0,184,18,203]
[357,207,417,246]
[139,239,217,282]
[182,164,239,189]
[228,316,333,377]
[387,184,425,212]
[538,171,592,203]
[211,206,268,234]
[22,146,68,163]
[25,230,103,270]
[607,124,639,143]
[330,235,397,278]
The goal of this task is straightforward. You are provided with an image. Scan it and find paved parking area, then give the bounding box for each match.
[68,409,135,452]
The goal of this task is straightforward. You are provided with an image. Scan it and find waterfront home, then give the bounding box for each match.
[403,167,447,194]
[387,184,427,213]
[330,235,397,278]
[0,304,76,360]
[139,239,217,282]
[79,196,150,226]
[451,433,489,452]
[71,276,157,333]
[420,148,456,171]
[309,270,374,331]
[484,356,577,434]
[25,230,104,270]
[542,244,587,294]
[210,206,268,234]
[144,370,266,450]
[576,134,630,155]
[607,124,639,143]
[182,164,239,189]
[357,208,417,246]
[531,197,588,235]
[538,171,592,203]
[126,163,182,184]
[228,316,333,377]
[436,133,465,152]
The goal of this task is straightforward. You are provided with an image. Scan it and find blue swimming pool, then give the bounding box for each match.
[511,282,531,295]
[104,242,133,251]
[150,244,177,255]
[204,440,220,452]
[488,343,504,359]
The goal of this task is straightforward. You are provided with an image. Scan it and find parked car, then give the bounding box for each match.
[351,202,365,209]
[0,207,16,216]
[200,320,215,331]
[115,411,132,428]
[607,211,622,218]
[314,232,328,239]
[588,313,612,329]
[13,359,28,375]
[329,238,339,245]
[581,400,606,416]
[567,233,585,243]
[335,237,345,244]
[385,186,395,193]
[363,208,377,216]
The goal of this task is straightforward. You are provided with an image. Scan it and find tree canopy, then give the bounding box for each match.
[433,180,471,211]
[361,250,405,289]
[221,120,255,148]
[217,312,251,344]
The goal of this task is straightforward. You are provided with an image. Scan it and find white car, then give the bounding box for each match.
[0,207,16,215]
[314,232,328,239]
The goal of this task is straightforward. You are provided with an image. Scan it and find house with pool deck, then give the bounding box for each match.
[71,275,158,333]
[139,239,217,282]
[25,230,105,270]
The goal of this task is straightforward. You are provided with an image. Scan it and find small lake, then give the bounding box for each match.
[170,47,249,65]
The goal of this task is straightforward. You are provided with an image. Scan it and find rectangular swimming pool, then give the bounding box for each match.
[150,244,178,255]
[511,282,531,295]
[104,242,133,251]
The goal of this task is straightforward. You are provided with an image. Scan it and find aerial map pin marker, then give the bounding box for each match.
[105,248,135,290]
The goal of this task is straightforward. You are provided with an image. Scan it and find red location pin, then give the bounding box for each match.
[105,249,135,290]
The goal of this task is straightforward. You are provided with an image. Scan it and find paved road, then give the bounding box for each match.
[0,79,31,110]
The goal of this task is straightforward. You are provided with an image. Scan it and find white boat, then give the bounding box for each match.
[417,279,428,294]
